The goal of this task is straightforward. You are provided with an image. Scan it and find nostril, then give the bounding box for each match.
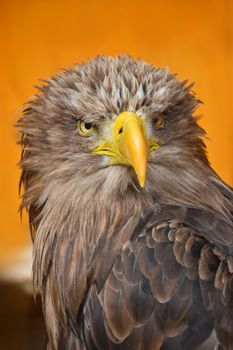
[118,127,123,134]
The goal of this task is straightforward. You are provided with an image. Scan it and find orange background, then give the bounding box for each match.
[0,0,233,266]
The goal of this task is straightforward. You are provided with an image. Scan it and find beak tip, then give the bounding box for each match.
[138,176,146,188]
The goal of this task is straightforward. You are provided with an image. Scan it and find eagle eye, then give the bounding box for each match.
[154,112,164,128]
[77,120,96,136]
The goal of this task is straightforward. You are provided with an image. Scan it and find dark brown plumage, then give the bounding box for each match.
[17,55,233,349]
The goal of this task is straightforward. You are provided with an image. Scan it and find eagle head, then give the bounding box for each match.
[18,55,208,206]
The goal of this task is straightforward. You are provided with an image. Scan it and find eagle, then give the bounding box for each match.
[17,55,233,350]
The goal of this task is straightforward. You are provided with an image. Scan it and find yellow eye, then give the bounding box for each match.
[155,113,164,128]
[77,120,96,136]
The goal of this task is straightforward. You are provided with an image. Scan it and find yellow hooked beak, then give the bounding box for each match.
[93,111,159,188]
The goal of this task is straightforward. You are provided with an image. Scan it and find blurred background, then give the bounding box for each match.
[0,0,232,348]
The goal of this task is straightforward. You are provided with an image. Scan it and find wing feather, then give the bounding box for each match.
[81,204,233,349]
